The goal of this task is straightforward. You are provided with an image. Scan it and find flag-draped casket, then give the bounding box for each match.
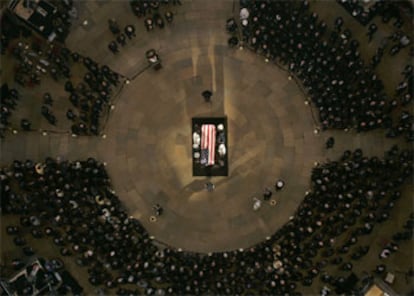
[200,124,216,166]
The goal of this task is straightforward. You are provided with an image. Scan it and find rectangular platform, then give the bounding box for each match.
[192,117,228,176]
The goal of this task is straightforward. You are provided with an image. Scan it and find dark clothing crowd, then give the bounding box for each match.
[1,143,412,295]
[1,6,121,137]
[107,20,137,54]
[231,0,413,141]
[129,0,177,33]
[2,36,120,136]
[0,86,19,137]
[64,55,120,136]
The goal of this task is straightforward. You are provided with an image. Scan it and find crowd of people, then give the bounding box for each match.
[0,0,187,138]
[0,86,20,137]
[385,65,414,141]
[2,0,75,47]
[63,54,121,136]
[2,256,83,295]
[130,0,179,18]
[1,0,413,295]
[108,20,137,54]
[0,16,122,137]
[230,0,413,142]
[338,0,408,27]
[1,143,412,295]
[129,0,177,32]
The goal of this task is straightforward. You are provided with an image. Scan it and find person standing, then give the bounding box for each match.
[153,204,163,216]
[116,33,127,46]
[165,11,174,23]
[205,182,215,192]
[124,25,136,39]
[202,90,212,103]
[275,179,285,191]
[108,41,118,54]
[253,197,262,211]
[20,119,31,131]
[326,137,335,149]
[108,19,120,35]
[367,23,377,42]
[43,92,53,106]
[263,188,272,200]
[334,17,343,32]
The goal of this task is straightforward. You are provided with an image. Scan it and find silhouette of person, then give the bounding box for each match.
[202,90,212,102]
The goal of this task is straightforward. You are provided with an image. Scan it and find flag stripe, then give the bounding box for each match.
[201,124,216,166]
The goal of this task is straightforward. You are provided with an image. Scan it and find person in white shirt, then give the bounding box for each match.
[253,197,261,211]
[218,144,226,156]
[240,7,249,21]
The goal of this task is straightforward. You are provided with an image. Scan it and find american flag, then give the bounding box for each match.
[201,124,216,166]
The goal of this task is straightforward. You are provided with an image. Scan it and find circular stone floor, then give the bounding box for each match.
[100,46,321,252]
[0,0,403,253]
[91,1,324,252]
